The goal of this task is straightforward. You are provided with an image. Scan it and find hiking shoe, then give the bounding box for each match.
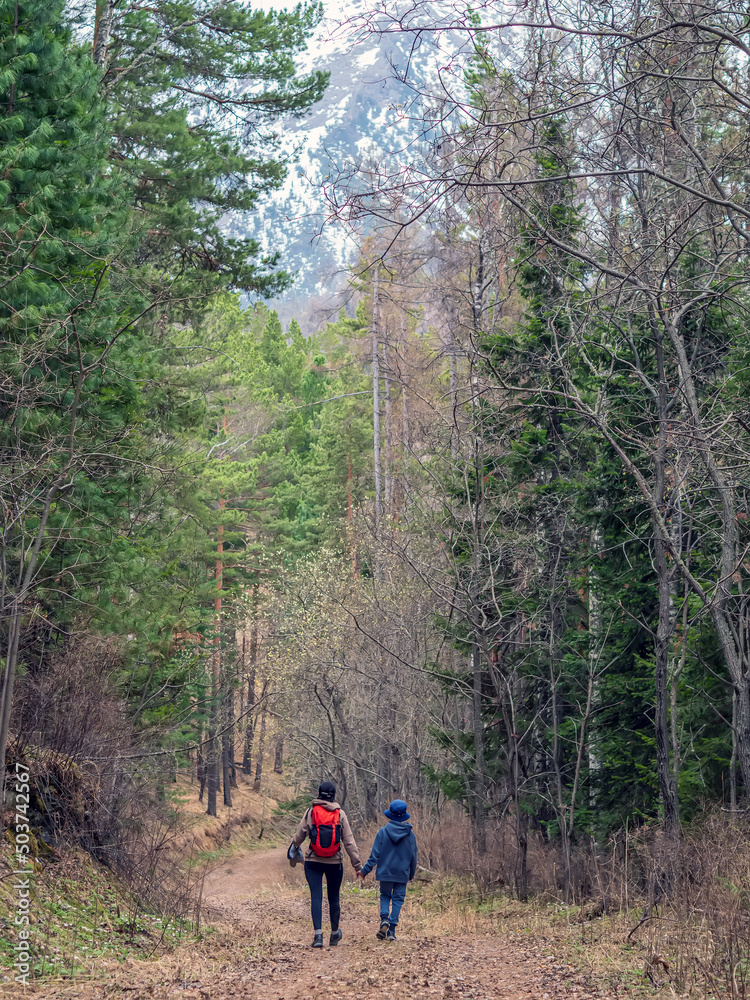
[376,920,390,940]
[386,929,397,941]
[312,931,323,948]
[329,929,342,947]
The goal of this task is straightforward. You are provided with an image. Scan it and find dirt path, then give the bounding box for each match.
[1,847,612,999]
[195,849,608,1000]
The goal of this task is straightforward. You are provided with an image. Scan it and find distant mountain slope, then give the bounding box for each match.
[222,5,439,328]
[234,3,515,330]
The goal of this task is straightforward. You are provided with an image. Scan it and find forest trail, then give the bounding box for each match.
[0,846,612,999]
[194,847,608,1000]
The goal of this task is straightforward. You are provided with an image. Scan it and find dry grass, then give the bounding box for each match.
[0,909,280,999]
[168,767,292,855]
[408,809,750,998]
[0,760,300,991]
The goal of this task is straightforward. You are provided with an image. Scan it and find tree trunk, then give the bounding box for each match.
[550,668,567,892]
[655,544,678,830]
[222,684,233,806]
[388,665,400,795]
[227,684,237,789]
[206,721,219,817]
[448,327,459,462]
[222,725,232,807]
[671,586,689,810]
[653,327,679,832]
[372,266,382,538]
[735,683,750,799]
[731,689,738,811]
[198,746,206,803]
[586,520,604,803]
[347,450,359,578]
[400,314,410,463]
[384,341,392,518]
[471,644,487,854]
[0,615,21,800]
[273,736,284,774]
[207,496,224,817]
[242,618,258,776]
[242,708,255,776]
[516,805,529,903]
[375,681,389,806]
[254,703,267,792]
[92,0,115,69]
[467,332,487,855]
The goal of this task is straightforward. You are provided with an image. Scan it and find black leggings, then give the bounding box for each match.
[304,860,343,931]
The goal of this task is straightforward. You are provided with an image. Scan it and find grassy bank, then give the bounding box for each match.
[0,845,194,984]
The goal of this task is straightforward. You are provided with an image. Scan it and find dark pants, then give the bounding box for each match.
[304,860,343,931]
[379,880,407,927]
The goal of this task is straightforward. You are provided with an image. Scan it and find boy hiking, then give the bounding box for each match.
[357,799,417,941]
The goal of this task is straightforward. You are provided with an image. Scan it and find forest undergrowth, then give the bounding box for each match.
[4,693,749,998]
[0,845,194,984]
[395,808,749,998]
[3,783,750,998]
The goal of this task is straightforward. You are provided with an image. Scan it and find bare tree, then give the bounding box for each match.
[327,0,750,809]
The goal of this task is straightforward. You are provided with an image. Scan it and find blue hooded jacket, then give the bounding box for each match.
[360,820,417,882]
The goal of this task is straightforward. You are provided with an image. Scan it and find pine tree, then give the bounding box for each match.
[0,0,135,783]
[89,0,329,302]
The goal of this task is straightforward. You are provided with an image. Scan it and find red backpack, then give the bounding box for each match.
[309,804,342,857]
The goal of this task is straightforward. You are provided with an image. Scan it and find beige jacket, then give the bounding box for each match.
[293,799,362,869]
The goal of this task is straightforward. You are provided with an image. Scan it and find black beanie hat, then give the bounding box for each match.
[317,781,336,801]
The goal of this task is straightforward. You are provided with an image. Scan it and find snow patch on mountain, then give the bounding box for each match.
[238,1,515,329]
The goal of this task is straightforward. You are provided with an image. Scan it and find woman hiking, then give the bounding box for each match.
[291,781,362,948]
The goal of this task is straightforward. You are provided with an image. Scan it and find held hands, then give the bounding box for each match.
[356,869,367,880]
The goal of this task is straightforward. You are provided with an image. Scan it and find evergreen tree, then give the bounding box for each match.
[89,0,329,302]
[0,0,140,781]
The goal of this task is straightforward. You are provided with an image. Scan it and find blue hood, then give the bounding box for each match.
[360,820,418,883]
[385,820,413,843]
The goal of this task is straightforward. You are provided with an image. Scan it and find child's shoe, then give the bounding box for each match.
[329,929,342,946]
[376,920,389,940]
[312,931,323,948]
[386,928,397,941]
